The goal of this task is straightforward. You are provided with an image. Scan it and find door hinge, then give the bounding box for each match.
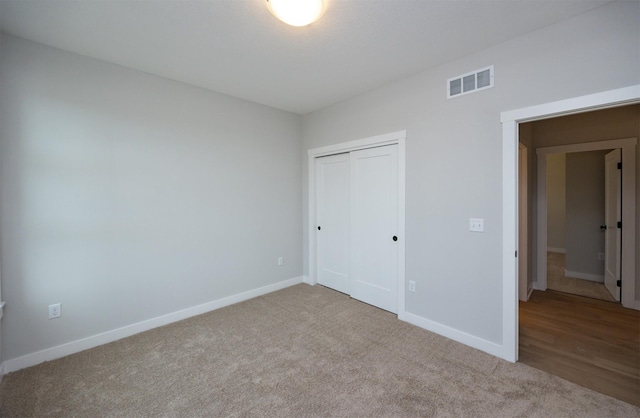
[515,251,518,258]
[617,221,622,229]
[617,280,622,287]
[617,162,622,169]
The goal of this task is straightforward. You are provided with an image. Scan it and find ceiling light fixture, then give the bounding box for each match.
[267,0,325,27]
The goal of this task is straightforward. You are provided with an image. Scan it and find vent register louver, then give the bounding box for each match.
[448,66,494,98]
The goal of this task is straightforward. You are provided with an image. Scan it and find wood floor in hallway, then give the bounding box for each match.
[519,290,640,407]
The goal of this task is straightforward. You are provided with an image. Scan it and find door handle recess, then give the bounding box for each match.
[393,236,398,241]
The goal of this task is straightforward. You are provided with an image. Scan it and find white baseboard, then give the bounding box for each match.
[520,285,534,301]
[3,276,304,374]
[0,362,5,382]
[532,281,545,291]
[302,275,315,285]
[564,269,604,283]
[547,247,566,254]
[400,311,506,361]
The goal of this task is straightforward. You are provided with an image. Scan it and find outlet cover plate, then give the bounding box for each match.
[469,218,485,232]
[48,303,61,319]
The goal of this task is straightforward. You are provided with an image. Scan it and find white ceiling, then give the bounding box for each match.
[0,0,612,114]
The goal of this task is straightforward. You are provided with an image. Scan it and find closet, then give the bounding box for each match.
[315,144,398,313]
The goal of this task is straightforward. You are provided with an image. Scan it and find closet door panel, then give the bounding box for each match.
[350,145,398,313]
[316,153,350,294]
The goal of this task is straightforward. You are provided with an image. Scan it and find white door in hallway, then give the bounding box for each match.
[603,148,621,301]
[316,153,350,294]
[349,145,398,313]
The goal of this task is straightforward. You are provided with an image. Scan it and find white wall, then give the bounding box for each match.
[302,1,640,346]
[0,35,302,362]
[546,154,566,252]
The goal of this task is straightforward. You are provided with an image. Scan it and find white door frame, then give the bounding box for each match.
[501,85,640,362]
[307,130,406,317]
[535,139,636,296]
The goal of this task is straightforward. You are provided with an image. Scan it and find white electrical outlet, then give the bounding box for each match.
[48,303,61,319]
[277,256,284,266]
[409,281,416,292]
[598,253,605,261]
[469,218,485,232]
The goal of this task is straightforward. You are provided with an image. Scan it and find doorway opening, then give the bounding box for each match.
[533,140,632,304]
[517,142,622,304]
[542,148,621,303]
[500,85,639,363]
[504,91,639,402]
[522,127,637,306]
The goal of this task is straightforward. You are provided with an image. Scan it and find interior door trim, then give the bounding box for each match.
[501,84,639,363]
[307,130,406,319]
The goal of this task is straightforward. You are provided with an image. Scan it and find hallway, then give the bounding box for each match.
[519,290,640,406]
[546,252,615,302]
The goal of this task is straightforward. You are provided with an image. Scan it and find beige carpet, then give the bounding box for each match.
[0,284,637,417]
[547,252,616,303]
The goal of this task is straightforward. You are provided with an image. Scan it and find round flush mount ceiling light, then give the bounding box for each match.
[267,0,325,27]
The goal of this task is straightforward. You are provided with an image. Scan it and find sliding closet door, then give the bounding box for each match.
[350,145,398,313]
[316,153,350,294]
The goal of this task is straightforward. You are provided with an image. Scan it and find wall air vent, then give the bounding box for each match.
[447,66,494,99]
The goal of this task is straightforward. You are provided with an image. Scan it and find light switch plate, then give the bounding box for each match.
[469,218,484,232]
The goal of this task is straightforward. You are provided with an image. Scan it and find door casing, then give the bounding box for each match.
[501,84,640,363]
